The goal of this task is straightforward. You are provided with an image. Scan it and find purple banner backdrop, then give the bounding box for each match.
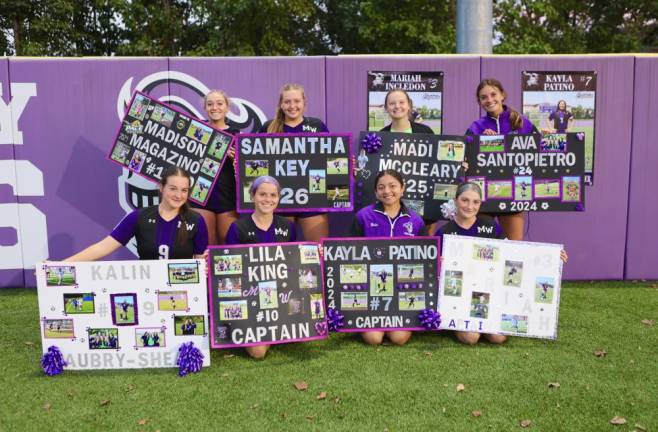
[0,55,654,287]
[481,56,635,280]
[626,56,658,279]
[9,58,170,287]
[0,58,25,287]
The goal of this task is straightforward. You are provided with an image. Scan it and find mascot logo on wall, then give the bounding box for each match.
[115,71,267,255]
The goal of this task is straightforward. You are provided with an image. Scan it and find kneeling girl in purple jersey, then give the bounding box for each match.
[225,175,296,359]
[65,167,208,261]
[351,169,427,346]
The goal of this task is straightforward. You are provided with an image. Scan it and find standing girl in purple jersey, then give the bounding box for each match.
[259,83,329,243]
[190,90,240,245]
[225,175,296,359]
[65,167,208,261]
[466,79,538,241]
[351,169,427,346]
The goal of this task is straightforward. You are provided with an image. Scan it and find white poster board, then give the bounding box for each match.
[36,259,211,370]
[439,235,563,339]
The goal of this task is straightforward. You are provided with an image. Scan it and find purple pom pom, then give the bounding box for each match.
[327,307,345,332]
[418,309,441,331]
[41,345,67,376]
[361,133,383,154]
[176,342,204,377]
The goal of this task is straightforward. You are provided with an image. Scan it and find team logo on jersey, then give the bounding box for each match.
[115,70,268,256]
[274,227,289,237]
[478,225,494,234]
[302,124,318,132]
[147,218,156,224]
[369,222,379,228]
[403,222,414,235]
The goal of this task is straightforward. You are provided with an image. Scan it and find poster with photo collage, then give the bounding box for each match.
[322,237,441,332]
[367,71,443,133]
[522,71,597,184]
[439,235,563,339]
[355,131,464,221]
[236,133,353,212]
[108,91,234,206]
[209,243,328,348]
[36,259,211,370]
[464,133,585,213]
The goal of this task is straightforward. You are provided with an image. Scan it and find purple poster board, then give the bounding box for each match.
[481,56,634,279]
[208,242,328,348]
[235,132,354,213]
[322,237,441,332]
[108,91,233,206]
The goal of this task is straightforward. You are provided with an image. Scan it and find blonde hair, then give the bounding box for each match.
[204,89,230,109]
[267,83,306,133]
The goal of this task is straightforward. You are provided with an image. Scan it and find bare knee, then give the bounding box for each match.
[387,331,412,346]
[362,331,385,345]
[484,334,507,344]
[245,345,270,359]
[455,331,480,345]
[298,214,329,242]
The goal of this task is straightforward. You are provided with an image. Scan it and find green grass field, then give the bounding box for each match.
[3,282,657,430]
[487,182,512,199]
[64,295,94,314]
[535,181,560,198]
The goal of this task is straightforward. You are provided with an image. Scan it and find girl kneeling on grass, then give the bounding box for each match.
[225,175,296,359]
[435,182,567,345]
[65,167,207,261]
[351,169,427,346]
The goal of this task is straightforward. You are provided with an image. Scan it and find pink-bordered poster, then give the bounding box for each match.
[235,132,353,213]
[208,242,328,348]
[322,237,441,332]
[36,259,211,370]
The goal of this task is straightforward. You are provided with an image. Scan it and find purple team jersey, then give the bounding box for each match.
[467,106,537,135]
[225,220,297,245]
[548,110,573,133]
[110,209,208,258]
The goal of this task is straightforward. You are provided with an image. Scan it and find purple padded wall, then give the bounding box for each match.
[168,56,326,128]
[9,58,170,285]
[625,56,658,279]
[481,56,635,279]
[0,58,25,287]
